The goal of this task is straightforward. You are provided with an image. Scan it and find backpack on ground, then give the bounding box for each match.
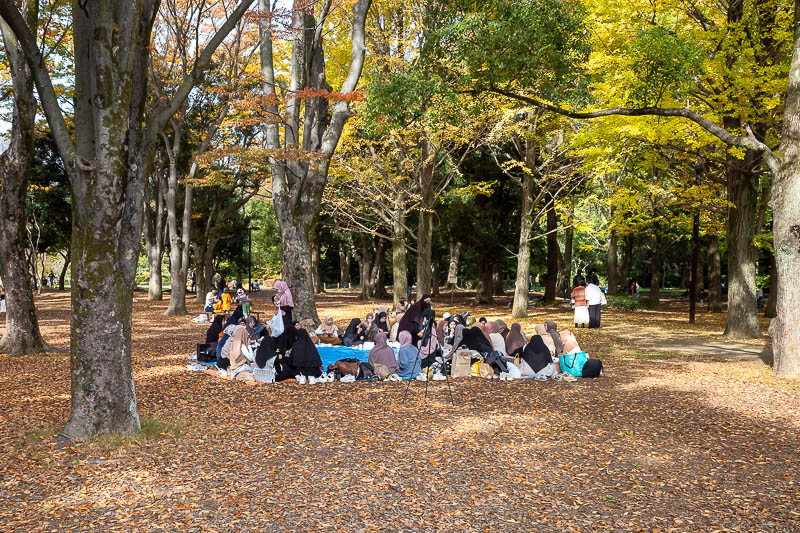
[581,358,603,378]
[196,343,216,363]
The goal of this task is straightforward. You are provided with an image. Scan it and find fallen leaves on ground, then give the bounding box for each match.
[0,289,797,532]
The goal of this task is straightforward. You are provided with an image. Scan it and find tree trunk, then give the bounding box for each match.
[722,156,761,337]
[0,0,52,355]
[474,257,495,304]
[58,248,70,290]
[512,174,534,317]
[649,224,662,303]
[447,241,461,290]
[392,218,407,305]
[142,170,166,301]
[543,204,559,302]
[310,228,324,294]
[146,245,164,301]
[620,233,633,289]
[765,252,777,318]
[559,222,574,297]
[357,233,372,301]
[431,260,441,298]
[708,234,722,312]
[491,264,504,295]
[339,248,352,287]
[164,124,193,316]
[370,238,389,299]
[415,142,434,298]
[607,227,618,294]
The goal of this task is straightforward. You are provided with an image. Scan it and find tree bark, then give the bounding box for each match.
[543,203,559,302]
[723,157,761,337]
[447,241,461,290]
[512,174,533,317]
[491,264,504,295]
[708,234,723,312]
[339,248,351,287]
[620,233,633,289]
[649,223,662,303]
[431,260,441,297]
[392,217,408,305]
[559,221,574,297]
[765,252,777,318]
[310,228,324,294]
[0,0,52,355]
[165,183,193,316]
[357,233,372,301]
[58,248,70,290]
[607,226,618,294]
[474,257,495,304]
[142,171,166,301]
[370,238,388,298]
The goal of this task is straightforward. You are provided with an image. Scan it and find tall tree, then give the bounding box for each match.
[0,0,256,438]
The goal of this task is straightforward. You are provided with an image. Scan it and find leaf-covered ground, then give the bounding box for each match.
[1,289,798,532]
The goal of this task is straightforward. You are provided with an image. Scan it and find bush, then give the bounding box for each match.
[607,294,640,311]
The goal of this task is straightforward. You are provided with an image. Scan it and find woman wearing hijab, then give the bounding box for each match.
[277,321,300,354]
[358,313,379,343]
[274,280,295,326]
[535,324,556,356]
[397,294,431,338]
[228,327,255,381]
[486,321,507,354]
[287,329,323,382]
[544,320,565,355]
[397,331,421,378]
[375,312,389,333]
[452,324,466,351]
[205,314,224,349]
[342,318,362,346]
[368,332,399,376]
[504,323,526,357]
[253,334,278,383]
[315,316,341,345]
[460,326,493,354]
[495,320,509,340]
[519,336,558,380]
[476,321,491,342]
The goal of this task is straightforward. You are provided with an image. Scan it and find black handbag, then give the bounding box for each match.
[581,359,603,378]
[197,343,216,363]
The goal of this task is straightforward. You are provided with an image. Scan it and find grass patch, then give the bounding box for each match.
[91,416,187,451]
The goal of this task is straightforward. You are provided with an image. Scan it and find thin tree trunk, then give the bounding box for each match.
[620,233,633,289]
[339,248,351,287]
[370,238,388,298]
[607,226,618,294]
[765,252,777,318]
[0,0,52,355]
[708,234,722,312]
[142,171,166,301]
[392,217,408,305]
[447,241,461,290]
[415,141,434,298]
[543,204,559,302]
[491,264,504,295]
[357,233,372,301]
[431,260,441,297]
[58,248,70,290]
[649,224,662,303]
[512,174,533,317]
[164,120,192,316]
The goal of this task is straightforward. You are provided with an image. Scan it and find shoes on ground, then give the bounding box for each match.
[561,373,578,382]
[388,374,402,381]
[432,373,446,381]
[415,373,428,381]
[340,374,356,383]
[296,374,307,384]
[308,375,317,384]
[217,368,228,378]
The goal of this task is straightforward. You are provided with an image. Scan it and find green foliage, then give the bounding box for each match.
[606,294,639,310]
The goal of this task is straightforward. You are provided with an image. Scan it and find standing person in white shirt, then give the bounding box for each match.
[585,274,606,328]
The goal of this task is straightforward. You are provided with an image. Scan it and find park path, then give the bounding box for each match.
[623,330,773,364]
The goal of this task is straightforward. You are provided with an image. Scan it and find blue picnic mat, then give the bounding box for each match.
[317,344,398,369]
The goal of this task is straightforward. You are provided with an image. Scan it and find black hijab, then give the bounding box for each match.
[398,295,431,333]
[521,335,552,373]
[376,312,389,332]
[342,318,361,345]
[289,329,322,368]
[255,335,277,368]
[205,315,224,343]
[277,321,299,353]
[461,326,493,354]
[224,309,243,328]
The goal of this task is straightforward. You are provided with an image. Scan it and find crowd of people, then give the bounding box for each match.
[193,284,603,384]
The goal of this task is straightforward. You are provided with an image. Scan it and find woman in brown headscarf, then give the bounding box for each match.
[504,323,527,356]
[315,316,341,345]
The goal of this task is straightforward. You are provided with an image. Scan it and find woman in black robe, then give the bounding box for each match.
[375,312,389,333]
[342,318,362,346]
[521,335,553,375]
[277,321,299,354]
[460,326,493,354]
[224,309,244,328]
[288,329,323,378]
[205,314,224,347]
[397,294,431,338]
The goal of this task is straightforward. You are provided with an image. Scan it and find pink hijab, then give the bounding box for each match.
[368,332,398,372]
[274,280,294,307]
[398,330,413,347]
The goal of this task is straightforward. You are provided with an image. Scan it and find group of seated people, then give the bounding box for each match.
[198,288,601,384]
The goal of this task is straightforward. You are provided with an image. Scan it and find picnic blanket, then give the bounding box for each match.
[318,344,399,369]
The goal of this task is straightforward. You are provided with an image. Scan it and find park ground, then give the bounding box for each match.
[0,289,798,532]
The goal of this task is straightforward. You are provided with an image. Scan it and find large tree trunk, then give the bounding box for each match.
[146,245,164,300]
[165,183,193,316]
[543,204,559,302]
[559,221,574,297]
[723,159,761,337]
[357,233,372,301]
[370,238,389,298]
[607,226,618,294]
[415,142,434,298]
[142,171,166,301]
[649,224,662,303]
[491,264,504,295]
[392,217,408,305]
[708,234,723,312]
[512,173,534,317]
[0,1,52,355]
[431,260,441,298]
[58,248,70,290]
[273,198,320,322]
[310,228,324,294]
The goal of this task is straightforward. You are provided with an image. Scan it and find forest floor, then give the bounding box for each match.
[0,288,798,532]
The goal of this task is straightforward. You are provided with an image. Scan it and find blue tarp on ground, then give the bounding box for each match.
[317,344,398,369]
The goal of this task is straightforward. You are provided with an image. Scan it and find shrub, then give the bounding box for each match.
[607,294,640,311]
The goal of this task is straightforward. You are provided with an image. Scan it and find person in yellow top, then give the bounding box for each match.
[214,289,233,312]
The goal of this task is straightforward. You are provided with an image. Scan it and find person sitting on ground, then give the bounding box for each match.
[357,313,380,343]
[315,316,341,345]
[519,335,568,381]
[460,325,493,355]
[504,323,526,357]
[205,314,225,350]
[215,288,232,313]
[397,331,421,378]
[395,298,410,315]
[441,319,458,356]
[534,324,556,356]
[342,318,362,346]
[570,278,589,328]
[245,315,267,342]
[204,289,219,317]
[495,319,509,340]
[478,317,487,324]
[228,326,256,381]
[217,315,246,372]
[368,332,399,378]
[298,319,320,344]
[375,311,389,334]
[476,320,491,342]
[397,294,431,338]
[235,288,251,317]
[287,329,323,383]
[486,321,507,354]
[389,318,400,342]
